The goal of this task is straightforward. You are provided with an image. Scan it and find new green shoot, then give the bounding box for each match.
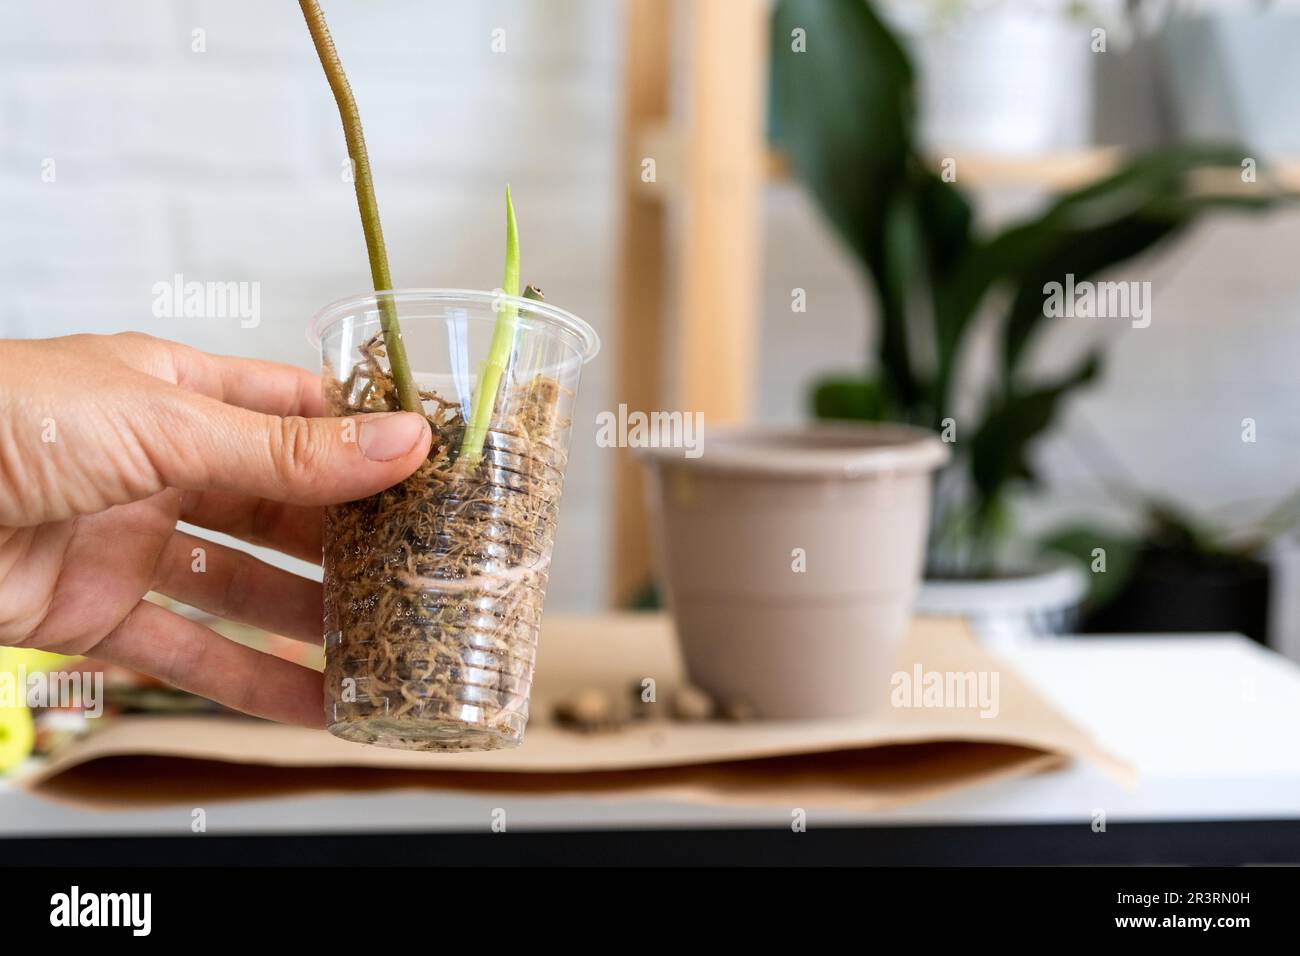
[458,186,521,466]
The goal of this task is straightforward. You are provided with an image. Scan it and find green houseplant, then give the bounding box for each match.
[771,0,1287,595]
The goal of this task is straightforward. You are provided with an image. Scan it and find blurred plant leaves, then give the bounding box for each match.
[771,0,923,410]
[1040,526,1139,609]
[770,0,913,267]
[811,376,888,421]
[969,352,1101,515]
[911,165,977,412]
[984,145,1284,380]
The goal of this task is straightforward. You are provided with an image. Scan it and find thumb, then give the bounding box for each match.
[164,399,433,505]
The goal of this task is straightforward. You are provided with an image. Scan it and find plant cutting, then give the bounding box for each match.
[300,1,598,751]
[770,0,1290,635]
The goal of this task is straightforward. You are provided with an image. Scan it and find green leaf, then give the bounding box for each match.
[459,185,521,465]
[772,0,923,410]
[811,376,888,421]
[871,190,924,411]
[770,0,915,268]
[910,163,974,281]
[1142,499,1221,555]
[1040,526,1139,609]
[969,352,1101,509]
[909,164,976,414]
[982,145,1288,379]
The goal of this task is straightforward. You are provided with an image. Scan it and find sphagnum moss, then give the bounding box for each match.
[323,326,569,750]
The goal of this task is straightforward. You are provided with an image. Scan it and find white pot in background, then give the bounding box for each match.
[883,2,1096,157]
[1160,13,1300,157]
[916,561,1088,650]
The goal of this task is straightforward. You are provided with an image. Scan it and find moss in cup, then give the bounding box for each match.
[301,1,569,750]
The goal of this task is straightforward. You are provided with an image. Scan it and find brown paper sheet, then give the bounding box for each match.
[20,614,1130,812]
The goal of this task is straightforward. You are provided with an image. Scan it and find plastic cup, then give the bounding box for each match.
[309,289,599,751]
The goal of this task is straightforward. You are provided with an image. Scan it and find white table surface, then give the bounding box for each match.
[2,634,1299,837]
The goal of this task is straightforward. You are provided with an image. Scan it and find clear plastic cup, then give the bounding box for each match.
[308,289,599,751]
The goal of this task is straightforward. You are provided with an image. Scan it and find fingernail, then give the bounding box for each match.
[357,413,426,462]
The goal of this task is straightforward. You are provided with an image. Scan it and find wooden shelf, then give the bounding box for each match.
[762,146,1127,190]
[612,0,768,605]
[767,144,1300,192]
[639,125,1300,194]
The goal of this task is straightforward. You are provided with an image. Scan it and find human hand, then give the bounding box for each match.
[0,332,432,727]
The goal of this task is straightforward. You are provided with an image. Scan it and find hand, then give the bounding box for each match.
[0,332,432,727]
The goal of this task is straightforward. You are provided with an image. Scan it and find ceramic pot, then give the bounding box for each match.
[640,424,947,719]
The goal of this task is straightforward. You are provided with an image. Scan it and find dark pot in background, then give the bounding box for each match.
[1082,547,1272,646]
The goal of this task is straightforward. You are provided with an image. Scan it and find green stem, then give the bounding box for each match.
[458,186,522,466]
[299,0,420,414]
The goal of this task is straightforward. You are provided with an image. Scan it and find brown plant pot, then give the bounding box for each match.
[311,290,599,751]
[640,424,948,719]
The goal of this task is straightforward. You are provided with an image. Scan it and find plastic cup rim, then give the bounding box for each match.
[636,421,951,477]
[307,288,601,365]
